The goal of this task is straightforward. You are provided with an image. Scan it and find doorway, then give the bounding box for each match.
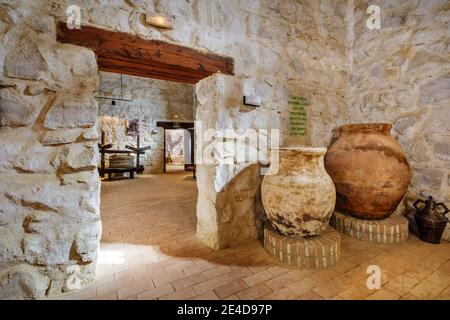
[54,21,233,299]
[165,129,186,172]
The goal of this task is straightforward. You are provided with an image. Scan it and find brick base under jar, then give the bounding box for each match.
[263,223,341,269]
[330,211,409,244]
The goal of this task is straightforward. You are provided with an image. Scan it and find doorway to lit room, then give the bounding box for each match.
[165,129,186,172]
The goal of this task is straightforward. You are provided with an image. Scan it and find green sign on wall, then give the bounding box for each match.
[288,96,308,136]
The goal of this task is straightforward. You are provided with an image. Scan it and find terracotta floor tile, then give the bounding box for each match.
[96,278,134,297]
[296,291,323,300]
[214,280,249,299]
[366,289,400,300]
[192,276,230,295]
[264,273,294,290]
[237,284,272,300]
[191,291,220,300]
[425,269,450,288]
[153,269,186,287]
[172,273,207,291]
[267,266,290,276]
[137,285,175,300]
[53,173,450,301]
[117,279,155,300]
[312,279,352,299]
[309,269,340,285]
[243,270,274,287]
[159,287,197,300]
[288,278,318,296]
[410,280,445,299]
[338,284,373,300]
[385,274,420,296]
[203,266,233,279]
[223,294,239,300]
[331,259,358,274]
[260,287,297,300]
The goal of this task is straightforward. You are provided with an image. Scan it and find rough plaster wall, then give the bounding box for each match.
[0,0,100,299]
[347,0,450,239]
[97,72,194,173]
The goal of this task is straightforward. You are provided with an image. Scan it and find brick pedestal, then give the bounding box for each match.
[330,211,409,244]
[263,223,341,269]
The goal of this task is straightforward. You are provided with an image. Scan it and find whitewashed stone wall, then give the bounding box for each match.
[97,72,194,173]
[0,1,100,299]
[1,0,448,299]
[347,0,450,239]
[49,0,349,250]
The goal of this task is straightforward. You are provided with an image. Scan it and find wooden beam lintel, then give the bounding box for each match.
[56,21,234,82]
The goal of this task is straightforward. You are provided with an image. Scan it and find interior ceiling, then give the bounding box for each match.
[56,21,234,84]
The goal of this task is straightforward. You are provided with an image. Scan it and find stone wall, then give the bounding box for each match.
[97,72,194,173]
[1,0,448,299]
[0,1,100,299]
[189,0,349,249]
[347,0,450,239]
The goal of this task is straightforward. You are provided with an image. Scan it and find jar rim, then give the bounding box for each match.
[270,147,327,155]
[339,123,392,134]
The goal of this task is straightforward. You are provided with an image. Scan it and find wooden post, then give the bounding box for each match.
[163,128,166,173]
[100,131,106,177]
[136,134,140,173]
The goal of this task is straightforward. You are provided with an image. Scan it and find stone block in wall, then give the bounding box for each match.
[73,220,101,263]
[413,168,444,192]
[0,128,58,174]
[44,90,97,130]
[60,142,98,171]
[23,233,72,266]
[60,170,99,187]
[0,86,41,127]
[401,134,433,163]
[42,129,85,146]
[3,34,47,80]
[433,136,450,161]
[2,175,99,219]
[0,226,24,263]
[424,106,450,134]
[0,264,49,300]
[393,113,420,135]
[21,208,99,265]
[419,74,450,105]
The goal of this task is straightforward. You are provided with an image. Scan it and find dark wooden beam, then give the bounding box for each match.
[56,21,234,83]
[97,57,201,84]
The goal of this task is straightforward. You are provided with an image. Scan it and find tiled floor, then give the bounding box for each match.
[54,172,450,300]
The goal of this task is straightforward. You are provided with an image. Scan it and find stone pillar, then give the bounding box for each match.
[195,74,261,250]
[0,2,101,299]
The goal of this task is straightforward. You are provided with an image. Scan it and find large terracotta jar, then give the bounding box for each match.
[324,123,411,220]
[261,147,336,236]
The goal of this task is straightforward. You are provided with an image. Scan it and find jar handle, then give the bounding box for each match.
[437,202,449,216]
[413,199,425,210]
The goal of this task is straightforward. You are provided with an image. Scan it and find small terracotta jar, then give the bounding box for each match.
[261,147,336,236]
[324,123,411,220]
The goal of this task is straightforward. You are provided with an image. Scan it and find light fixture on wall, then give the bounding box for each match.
[243,95,261,108]
[241,95,262,113]
[145,13,174,30]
